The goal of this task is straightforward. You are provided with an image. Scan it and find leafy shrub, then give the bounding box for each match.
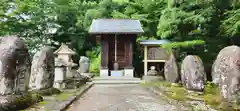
[86,46,100,75]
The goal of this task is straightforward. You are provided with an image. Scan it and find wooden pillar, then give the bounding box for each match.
[125,40,133,68]
[101,37,108,69]
[144,45,148,76]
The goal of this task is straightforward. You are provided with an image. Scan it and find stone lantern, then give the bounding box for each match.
[54,43,77,78]
[54,58,67,89]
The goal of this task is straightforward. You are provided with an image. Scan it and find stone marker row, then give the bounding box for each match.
[162,45,240,104]
[0,36,91,110]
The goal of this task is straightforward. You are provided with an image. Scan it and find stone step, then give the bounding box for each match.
[93,76,142,84]
[93,76,142,81]
[93,80,142,84]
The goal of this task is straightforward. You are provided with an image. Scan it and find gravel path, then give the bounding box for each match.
[66,84,178,111]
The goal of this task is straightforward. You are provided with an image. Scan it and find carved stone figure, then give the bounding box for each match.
[212,45,240,102]
[0,36,31,95]
[29,47,54,90]
[181,55,206,92]
[164,54,180,83]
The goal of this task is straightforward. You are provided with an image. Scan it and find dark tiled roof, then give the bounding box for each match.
[88,19,144,34]
[139,40,171,45]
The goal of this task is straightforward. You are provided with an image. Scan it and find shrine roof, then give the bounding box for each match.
[88,19,144,34]
[139,40,170,45]
[54,43,76,55]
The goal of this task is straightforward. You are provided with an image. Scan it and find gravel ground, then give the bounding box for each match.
[66,84,178,111]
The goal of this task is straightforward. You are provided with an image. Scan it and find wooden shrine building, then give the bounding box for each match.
[89,19,144,77]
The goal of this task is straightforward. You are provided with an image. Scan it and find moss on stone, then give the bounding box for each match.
[64,78,87,89]
[31,88,61,96]
[15,93,43,108]
[38,101,49,106]
[143,81,229,110]
[55,92,74,101]
[163,85,187,101]
[0,92,43,111]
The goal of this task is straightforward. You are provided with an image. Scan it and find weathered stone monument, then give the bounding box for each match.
[212,45,240,102]
[77,56,92,79]
[0,36,31,94]
[0,36,41,110]
[54,58,67,89]
[181,55,206,92]
[54,43,77,78]
[78,56,90,73]
[164,54,180,84]
[29,47,55,90]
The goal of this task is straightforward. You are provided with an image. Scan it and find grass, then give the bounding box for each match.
[142,81,225,110]
[22,86,83,111]
[55,91,75,101]
[142,81,187,101]
[38,101,49,106]
[165,86,186,101]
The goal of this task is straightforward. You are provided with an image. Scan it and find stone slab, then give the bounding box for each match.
[93,76,142,84]
[142,76,164,82]
[93,80,142,84]
[93,76,141,81]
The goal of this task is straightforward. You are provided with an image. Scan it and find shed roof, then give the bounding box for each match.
[54,43,76,55]
[139,40,171,45]
[88,19,144,34]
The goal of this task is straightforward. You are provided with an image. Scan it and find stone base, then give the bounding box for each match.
[81,73,92,78]
[53,82,66,89]
[110,70,124,77]
[124,69,134,77]
[66,68,73,78]
[100,69,109,77]
[142,75,164,82]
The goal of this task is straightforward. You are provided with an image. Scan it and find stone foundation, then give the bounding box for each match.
[110,70,124,76]
[53,81,66,89]
[124,69,134,77]
[100,69,109,77]
[142,76,164,82]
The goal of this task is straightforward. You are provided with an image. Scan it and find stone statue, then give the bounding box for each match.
[147,66,158,76]
[78,56,90,73]
[113,61,119,70]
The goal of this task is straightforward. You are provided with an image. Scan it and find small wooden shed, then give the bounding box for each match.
[89,19,144,77]
[140,40,170,76]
